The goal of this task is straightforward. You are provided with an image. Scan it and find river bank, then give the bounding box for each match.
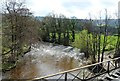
[2,42,85,79]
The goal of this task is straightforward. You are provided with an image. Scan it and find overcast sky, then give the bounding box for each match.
[26,0,120,19]
[6,0,120,19]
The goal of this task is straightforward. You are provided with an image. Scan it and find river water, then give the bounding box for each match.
[3,42,85,79]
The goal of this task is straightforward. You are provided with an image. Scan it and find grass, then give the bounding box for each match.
[71,30,118,52]
[105,35,117,51]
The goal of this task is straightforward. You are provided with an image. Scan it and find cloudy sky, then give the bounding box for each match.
[26,0,119,18]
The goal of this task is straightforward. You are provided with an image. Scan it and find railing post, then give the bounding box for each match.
[115,60,117,69]
[83,69,85,80]
[107,61,110,75]
[65,72,67,81]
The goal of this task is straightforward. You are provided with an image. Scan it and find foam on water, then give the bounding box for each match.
[25,43,85,63]
[3,42,85,79]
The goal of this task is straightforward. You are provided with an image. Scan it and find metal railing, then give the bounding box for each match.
[30,57,120,81]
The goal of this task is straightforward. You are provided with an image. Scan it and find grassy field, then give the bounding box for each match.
[71,30,117,52]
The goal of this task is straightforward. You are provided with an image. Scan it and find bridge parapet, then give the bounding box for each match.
[30,57,120,81]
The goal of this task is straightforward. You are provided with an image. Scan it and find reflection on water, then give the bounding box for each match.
[3,43,84,79]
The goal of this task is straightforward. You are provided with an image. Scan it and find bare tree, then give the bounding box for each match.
[2,0,38,64]
[101,9,109,62]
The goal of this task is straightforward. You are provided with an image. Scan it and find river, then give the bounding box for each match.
[2,42,85,79]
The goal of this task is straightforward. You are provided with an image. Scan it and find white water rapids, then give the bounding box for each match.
[3,42,86,79]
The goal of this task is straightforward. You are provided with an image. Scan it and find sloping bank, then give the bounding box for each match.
[2,46,31,72]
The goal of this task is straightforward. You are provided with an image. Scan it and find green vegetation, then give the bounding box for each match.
[72,30,117,52]
[2,1,120,73]
[2,62,16,72]
[105,35,117,51]
[40,15,76,46]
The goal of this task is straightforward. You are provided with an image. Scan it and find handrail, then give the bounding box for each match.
[31,57,120,81]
